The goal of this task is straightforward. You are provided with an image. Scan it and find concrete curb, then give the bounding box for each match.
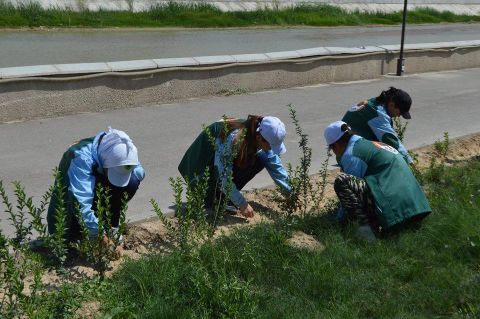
[1,40,480,79]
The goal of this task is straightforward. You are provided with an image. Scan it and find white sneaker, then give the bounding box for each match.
[356,225,376,242]
[112,227,123,243]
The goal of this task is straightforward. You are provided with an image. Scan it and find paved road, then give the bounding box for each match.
[1,23,480,67]
[1,67,480,236]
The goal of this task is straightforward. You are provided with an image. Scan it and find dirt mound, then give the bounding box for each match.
[124,220,173,255]
[287,231,325,252]
[414,133,480,168]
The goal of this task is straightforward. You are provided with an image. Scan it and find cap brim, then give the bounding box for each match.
[271,142,286,156]
[107,166,132,187]
[402,112,412,119]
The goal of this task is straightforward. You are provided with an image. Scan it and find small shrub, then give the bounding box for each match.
[270,104,330,228]
[75,186,129,278]
[152,171,212,254]
[424,132,451,184]
[434,131,450,161]
[393,117,408,143]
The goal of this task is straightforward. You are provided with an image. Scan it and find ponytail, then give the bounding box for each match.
[376,86,398,105]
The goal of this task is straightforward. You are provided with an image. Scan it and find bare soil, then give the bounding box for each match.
[287,231,325,252]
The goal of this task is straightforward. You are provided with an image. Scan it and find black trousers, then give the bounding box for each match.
[207,155,265,208]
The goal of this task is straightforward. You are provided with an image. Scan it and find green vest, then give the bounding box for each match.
[342,99,379,142]
[178,121,223,182]
[47,137,96,240]
[350,138,431,229]
[178,121,226,207]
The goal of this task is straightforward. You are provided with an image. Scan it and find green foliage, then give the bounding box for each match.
[75,185,129,278]
[210,115,243,222]
[102,244,259,318]
[0,229,25,318]
[102,160,480,318]
[392,116,408,143]
[47,168,70,270]
[1,1,479,28]
[423,132,451,184]
[270,104,330,226]
[0,169,82,318]
[216,88,248,96]
[152,171,212,254]
[0,168,126,317]
[0,181,29,248]
[0,170,68,264]
[434,131,450,160]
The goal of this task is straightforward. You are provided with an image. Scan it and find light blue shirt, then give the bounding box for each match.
[214,130,291,207]
[67,132,145,236]
[339,135,368,178]
[368,105,413,164]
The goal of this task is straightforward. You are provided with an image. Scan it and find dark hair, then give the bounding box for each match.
[336,124,353,146]
[376,87,412,115]
[219,115,263,168]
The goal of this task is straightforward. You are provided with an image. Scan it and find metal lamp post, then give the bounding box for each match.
[396,0,408,76]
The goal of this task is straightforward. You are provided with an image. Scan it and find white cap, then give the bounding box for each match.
[257,116,286,155]
[324,121,350,146]
[98,127,139,187]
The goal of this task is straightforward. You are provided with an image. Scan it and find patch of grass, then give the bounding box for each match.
[100,160,480,318]
[216,88,248,96]
[1,2,479,28]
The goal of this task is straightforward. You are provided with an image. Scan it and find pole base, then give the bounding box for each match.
[396,58,405,76]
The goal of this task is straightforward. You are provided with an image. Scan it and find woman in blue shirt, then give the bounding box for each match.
[179,115,291,218]
[342,87,414,164]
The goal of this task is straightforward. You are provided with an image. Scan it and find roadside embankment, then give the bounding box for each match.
[1,40,479,123]
[4,0,480,15]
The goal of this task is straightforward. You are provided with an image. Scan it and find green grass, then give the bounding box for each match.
[1,1,479,28]
[99,160,480,318]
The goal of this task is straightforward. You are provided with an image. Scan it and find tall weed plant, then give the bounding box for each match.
[0,170,71,317]
[75,185,129,278]
[424,132,451,184]
[270,104,331,227]
[152,172,212,254]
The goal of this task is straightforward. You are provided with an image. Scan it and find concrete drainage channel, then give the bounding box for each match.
[1,40,480,123]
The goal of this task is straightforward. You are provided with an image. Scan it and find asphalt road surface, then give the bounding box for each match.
[1,67,479,235]
[1,23,480,67]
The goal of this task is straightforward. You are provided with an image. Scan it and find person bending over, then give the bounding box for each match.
[342,87,414,164]
[179,115,291,218]
[47,127,145,256]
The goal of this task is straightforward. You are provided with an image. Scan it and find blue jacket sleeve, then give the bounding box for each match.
[214,133,247,208]
[367,107,413,164]
[257,150,291,193]
[67,155,99,236]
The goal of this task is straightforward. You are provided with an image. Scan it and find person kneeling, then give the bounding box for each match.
[324,121,431,241]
